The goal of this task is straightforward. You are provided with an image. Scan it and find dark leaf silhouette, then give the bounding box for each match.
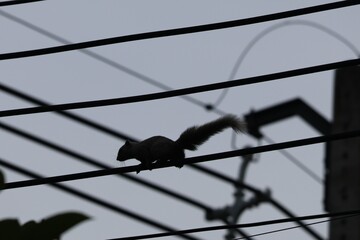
[0,212,89,240]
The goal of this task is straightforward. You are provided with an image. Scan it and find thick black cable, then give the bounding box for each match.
[2,129,360,190]
[0,0,43,7]
[1,58,359,118]
[107,210,360,240]
[0,1,357,61]
[0,158,202,240]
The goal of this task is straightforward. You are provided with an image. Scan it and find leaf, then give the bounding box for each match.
[0,219,22,240]
[22,211,90,240]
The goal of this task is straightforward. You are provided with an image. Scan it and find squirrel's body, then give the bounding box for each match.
[116,115,246,171]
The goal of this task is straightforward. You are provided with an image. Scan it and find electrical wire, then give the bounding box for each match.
[1,57,359,118]
[234,214,360,240]
[2,129,360,190]
[263,135,323,184]
[0,0,43,7]
[0,157,202,240]
[213,19,360,108]
[0,1,357,61]
[107,210,360,240]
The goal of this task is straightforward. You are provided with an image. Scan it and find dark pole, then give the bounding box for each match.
[326,66,360,239]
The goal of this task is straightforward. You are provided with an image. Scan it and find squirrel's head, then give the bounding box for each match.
[116,140,134,162]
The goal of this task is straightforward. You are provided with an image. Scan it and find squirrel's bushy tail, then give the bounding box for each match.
[175,115,246,151]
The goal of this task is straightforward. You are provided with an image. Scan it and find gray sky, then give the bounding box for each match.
[0,1,359,239]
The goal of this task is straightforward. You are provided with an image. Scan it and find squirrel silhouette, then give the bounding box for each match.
[116,115,246,173]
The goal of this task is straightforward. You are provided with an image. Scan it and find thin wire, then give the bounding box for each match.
[263,135,323,184]
[0,1,357,61]
[234,214,360,240]
[0,0,43,7]
[0,158,202,240]
[1,57,359,118]
[106,210,360,240]
[214,19,360,107]
[2,129,360,190]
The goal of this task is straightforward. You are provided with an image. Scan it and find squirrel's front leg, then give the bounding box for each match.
[136,149,154,173]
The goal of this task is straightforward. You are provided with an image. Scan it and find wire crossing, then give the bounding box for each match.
[0,58,359,118]
[0,1,357,60]
[2,129,360,190]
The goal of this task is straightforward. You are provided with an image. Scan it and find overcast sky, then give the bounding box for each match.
[0,1,359,239]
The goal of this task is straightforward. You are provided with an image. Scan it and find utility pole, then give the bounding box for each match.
[326,66,360,239]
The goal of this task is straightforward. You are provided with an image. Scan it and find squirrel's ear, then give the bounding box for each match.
[125,140,130,146]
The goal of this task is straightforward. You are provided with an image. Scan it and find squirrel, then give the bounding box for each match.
[116,115,246,172]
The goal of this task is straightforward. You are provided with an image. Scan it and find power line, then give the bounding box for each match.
[0,1,357,61]
[107,210,360,240]
[1,58,359,118]
[263,135,323,184]
[232,214,359,240]
[3,129,360,190]
[0,157,203,240]
[0,0,43,7]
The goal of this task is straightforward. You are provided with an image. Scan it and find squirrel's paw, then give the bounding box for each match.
[171,160,184,169]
